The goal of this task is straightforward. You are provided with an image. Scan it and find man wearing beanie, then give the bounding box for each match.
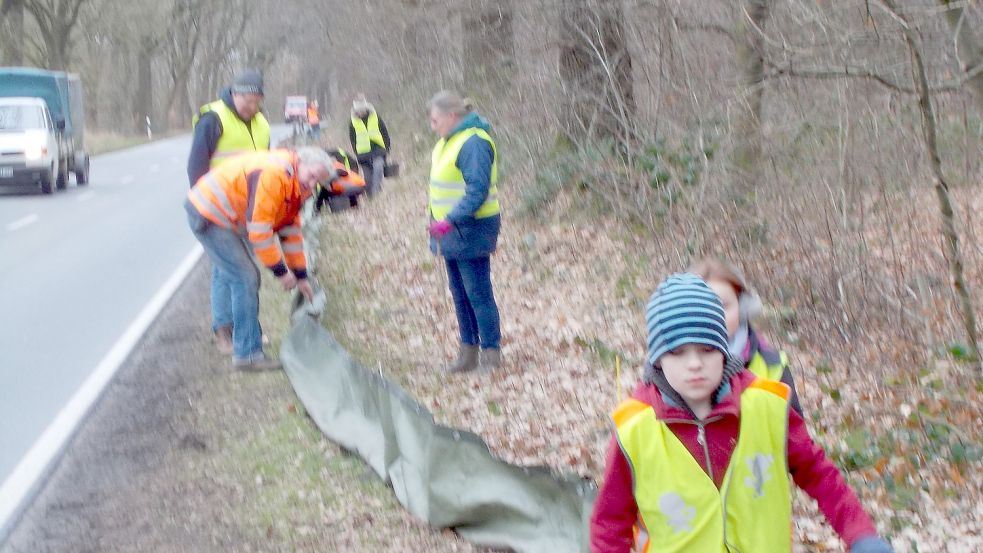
[187,69,271,355]
[590,273,893,553]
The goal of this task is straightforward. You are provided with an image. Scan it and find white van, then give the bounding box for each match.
[0,97,63,194]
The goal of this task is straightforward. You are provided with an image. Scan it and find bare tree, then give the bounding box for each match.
[22,0,85,69]
[939,0,983,115]
[463,0,515,94]
[558,0,635,149]
[882,0,982,372]
[732,0,770,193]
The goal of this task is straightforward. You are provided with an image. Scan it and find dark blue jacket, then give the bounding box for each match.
[430,112,501,260]
[186,88,269,187]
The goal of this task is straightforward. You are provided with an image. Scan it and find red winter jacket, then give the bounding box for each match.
[590,370,878,552]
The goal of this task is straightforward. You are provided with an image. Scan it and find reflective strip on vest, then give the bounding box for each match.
[247,222,272,233]
[351,111,385,154]
[613,378,792,553]
[189,187,233,229]
[279,225,302,237]
[428,128,499,221]
[748,351,788,381]
[195,100,271,168]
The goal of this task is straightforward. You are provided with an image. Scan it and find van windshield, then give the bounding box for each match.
[0,105,46,131]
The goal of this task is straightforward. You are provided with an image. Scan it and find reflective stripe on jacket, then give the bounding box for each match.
[193,100,271,167]
[187,150,308,272]
[613,377,792,553]
[428,128,499,221]
[351,111,385,154]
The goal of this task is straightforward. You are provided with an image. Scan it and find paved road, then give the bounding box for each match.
[0,135,198,480]
[0,126,288,530]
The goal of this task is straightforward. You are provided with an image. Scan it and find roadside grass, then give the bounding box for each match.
[197,248,477,551]
[86,131,151,155]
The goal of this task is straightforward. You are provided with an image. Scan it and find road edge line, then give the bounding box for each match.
[0,244,204,542]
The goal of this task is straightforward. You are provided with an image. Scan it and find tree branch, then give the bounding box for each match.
[764,61,981,95]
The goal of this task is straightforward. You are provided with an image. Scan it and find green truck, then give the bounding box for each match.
[0,67,90,187]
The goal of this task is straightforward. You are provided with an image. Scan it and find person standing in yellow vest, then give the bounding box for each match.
[187,69,271,355]
[590,274,892,553]
[426,90,502,373]
[348,94,390,197]
[689,257,804,415]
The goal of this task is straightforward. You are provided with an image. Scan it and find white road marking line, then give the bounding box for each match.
[120,175,134,184]
[77,191,95,203]
[6,214,38,231]
[0,244,204,538]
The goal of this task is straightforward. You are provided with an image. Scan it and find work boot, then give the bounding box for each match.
[233,352,282,372]
[214,325,233,355]
[446,344,479,374]
[480,348,502,372]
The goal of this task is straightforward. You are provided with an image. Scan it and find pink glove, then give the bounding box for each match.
[428,220,452,238]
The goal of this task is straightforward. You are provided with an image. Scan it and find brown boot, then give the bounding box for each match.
[214,325,233,355]
[446,344,479,374]
[480,348,502,372]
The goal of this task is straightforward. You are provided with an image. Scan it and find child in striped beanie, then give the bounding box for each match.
[590,273,892,553]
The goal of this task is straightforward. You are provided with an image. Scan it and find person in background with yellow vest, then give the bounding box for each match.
[187,69,271,355]
[184,148,339,371]
[590,274,892,553]
[689,257,803,415]
[427,90,502,373]
[348,94,390,197]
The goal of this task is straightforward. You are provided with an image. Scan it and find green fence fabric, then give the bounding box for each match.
[280,312,596,552]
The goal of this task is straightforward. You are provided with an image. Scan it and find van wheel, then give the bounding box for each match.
[56,162,68,190]
[75,156,89,185]
[41,164,54,194]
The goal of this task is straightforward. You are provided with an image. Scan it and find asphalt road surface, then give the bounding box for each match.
[0,126,287,535]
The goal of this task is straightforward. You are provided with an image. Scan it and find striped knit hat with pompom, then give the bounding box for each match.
[645,273,730,367]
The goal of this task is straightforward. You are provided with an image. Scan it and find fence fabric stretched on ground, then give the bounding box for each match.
[280,309,596,553]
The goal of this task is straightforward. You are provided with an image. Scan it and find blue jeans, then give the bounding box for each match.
[185,201,263,360]
[445,256,500,349]
[363,156,384,197]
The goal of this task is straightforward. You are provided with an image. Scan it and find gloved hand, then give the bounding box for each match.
[428,220,452,238]
[851,536,894,553]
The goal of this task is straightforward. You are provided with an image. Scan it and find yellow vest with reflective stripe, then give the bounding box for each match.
[351,111,385,154]
[193,100,270,167]
[429,128,499,221]
[613,378,792,553]
[748,350,788,381]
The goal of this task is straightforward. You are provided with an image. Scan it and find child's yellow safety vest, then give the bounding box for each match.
[613,378,792,552]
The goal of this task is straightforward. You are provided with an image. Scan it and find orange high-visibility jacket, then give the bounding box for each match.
[327,159,365,194]
[188,150,310,276]
[307,105,320,125]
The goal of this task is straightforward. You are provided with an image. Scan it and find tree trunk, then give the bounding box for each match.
[1,0,25,65]
[463,0,514,94]
[733,0,770,193]
[558,0,635,149]
[940,0,983,116]
[888,0,982,373]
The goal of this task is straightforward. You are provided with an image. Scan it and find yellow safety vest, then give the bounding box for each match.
[747,350,788,381]
[193,100,271,167]
[428,128,500,221]
[613,378,792,553]
[351,111,385,154]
